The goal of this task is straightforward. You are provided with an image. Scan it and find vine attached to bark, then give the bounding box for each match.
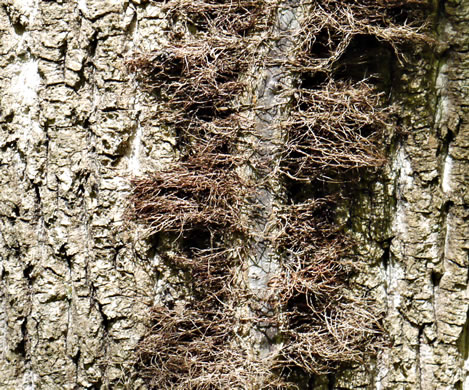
[126,0,428,388]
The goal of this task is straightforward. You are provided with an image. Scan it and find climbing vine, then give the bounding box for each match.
[126,0,428,388]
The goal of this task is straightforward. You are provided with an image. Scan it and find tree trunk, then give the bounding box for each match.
[0,0,467,389]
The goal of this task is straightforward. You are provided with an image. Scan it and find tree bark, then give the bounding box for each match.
[0,0,467,389]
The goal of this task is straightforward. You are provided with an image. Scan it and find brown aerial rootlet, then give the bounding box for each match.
[126,0,429,388]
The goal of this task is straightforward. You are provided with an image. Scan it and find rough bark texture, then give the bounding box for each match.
[0,1,467,389]
[0,1,170,388]
[331,1,469,388]
[378,0,469,387]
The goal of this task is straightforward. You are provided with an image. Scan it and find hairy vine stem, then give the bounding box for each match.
[126,0,429,388]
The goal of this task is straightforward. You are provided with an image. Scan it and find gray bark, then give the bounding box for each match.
[0,0,467,389]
